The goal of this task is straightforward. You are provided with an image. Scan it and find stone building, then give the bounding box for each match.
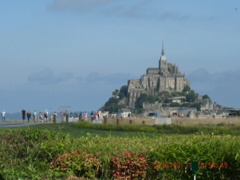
[127,45,190,107]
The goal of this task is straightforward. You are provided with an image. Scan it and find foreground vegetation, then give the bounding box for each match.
[0,122,240,179]
[75,121,240,135]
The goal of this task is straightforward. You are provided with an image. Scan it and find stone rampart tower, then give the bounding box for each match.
[127,44,190,107]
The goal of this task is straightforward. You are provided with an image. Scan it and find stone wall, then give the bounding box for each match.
[89,117,240,126]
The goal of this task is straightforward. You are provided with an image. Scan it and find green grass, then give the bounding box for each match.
[6,122,165,138]
[1,122,240,179]
[74,121,240,136]
[4,121,240,138]
[0,128,240,179]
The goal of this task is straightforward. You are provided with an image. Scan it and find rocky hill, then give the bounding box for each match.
[100,45,231,117]
[100,84,211,114]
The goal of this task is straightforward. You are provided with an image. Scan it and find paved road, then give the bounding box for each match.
[0,121,53,128]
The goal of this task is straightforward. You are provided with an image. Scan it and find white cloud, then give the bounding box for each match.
[48,0,190,21]
[48,0,125,13]
[82,72,136,85]
[28,69,73,85]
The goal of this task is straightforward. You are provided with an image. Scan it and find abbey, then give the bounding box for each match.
[127,45,190,107]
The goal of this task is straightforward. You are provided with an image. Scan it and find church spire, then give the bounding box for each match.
[161,41,165,56]
[160,41,166,61]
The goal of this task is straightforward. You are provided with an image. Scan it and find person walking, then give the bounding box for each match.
[44,110,48,122]
[91,111,94,120]
[79,112,82,121]
[22,109,26,122]
[39,111,43,122]
[84,112,88,120]
[2,110,6,122]
[27,111,31,122]
[53,112,57,124]
[33,110,37,122]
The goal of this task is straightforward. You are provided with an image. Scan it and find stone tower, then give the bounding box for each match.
[127,44,190,107]
[159,42,168,71]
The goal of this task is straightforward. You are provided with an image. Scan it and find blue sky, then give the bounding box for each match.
[0,0,240,113]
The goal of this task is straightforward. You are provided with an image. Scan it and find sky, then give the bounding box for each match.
[0,0,240,113]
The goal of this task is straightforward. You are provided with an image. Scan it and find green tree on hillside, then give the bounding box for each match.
[135,94,156,110]
[101,82,212,114]
[202,94,211,102]
[135,94,147,108]
[186,90,197,102]
[112,89,119,96]
[182,85,191,92]
[101,96,123,113]
[119,85,128,99]
[100,85,128,113]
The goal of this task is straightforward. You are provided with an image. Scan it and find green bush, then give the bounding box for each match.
[110,151,149,179]
[0,129,70,179]
[0,128,240,179]
[50,151,102,178]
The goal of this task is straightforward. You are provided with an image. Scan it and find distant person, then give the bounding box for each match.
[213,113,216,118]
[79,112,83,121]
[91,111,94,120]
[33,110,37,122]
[84,112,88,120]
[95,112,99,120]
[22,109,26,122]
[53,112,57,123]
[39,111,43,122]
[27,111,31,122]
[74,113,78,117]
[2,110,6,122]
[44,110,48,121]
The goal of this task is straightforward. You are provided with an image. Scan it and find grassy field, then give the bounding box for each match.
[7,122,162,138]
[6,120,240,137]
[0,122,240,179]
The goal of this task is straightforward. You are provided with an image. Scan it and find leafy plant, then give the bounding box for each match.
[50,151,102,178]
[110,151,149,179]
[0,127,240,179]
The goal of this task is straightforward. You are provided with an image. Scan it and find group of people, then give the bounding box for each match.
[1,109,103,122]
[21,109,57,122]
[90,111,100,120]
[69,112,79,118]
[63,111,101,121]
[67,112,89,120]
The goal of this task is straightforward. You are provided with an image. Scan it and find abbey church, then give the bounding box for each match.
[127,45,190,107]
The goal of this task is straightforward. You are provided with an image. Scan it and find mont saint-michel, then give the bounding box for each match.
[128,45,190,107]
[101,45,232,118]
